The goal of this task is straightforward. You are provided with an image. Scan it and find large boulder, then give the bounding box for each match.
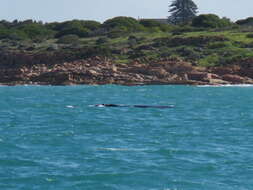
[211,67,234,75]
[165,62,193,74]
[187,72,209,81]
[147,68,168,78]
[32,72,71,85]
[239,68,253,78]
[222,74,245,83]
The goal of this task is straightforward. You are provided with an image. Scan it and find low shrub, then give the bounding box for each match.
[192,14,233,28]
[198,54,220,67]
[172,25,203,33]
[0,28,27,40]
[139,20,162,28]
[103,17,145,32]
[154,35,228,48]
[53,20,92,38]
[207,41,232,49]
[236,17,253,25]
[18,23,54,39]
[175,46,201,60]
[55,27,90,38]
[107,29,127,38]
[57,34,80,44]
[246,33,253,38]
[96,37,109,45]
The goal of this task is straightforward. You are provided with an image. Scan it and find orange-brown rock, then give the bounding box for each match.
[147,68,168,78]
[211,67,234,75]
[0,53,253,86]
[222,74,245,83]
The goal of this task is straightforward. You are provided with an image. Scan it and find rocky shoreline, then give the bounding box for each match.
[1,55,253,86]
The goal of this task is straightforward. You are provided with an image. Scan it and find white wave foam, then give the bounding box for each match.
[66,105,74,108]
[197,84,253,88]
[93,105,105,107]
[98,148,146,152]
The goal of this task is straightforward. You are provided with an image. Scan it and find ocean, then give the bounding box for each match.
[0,85,253,190]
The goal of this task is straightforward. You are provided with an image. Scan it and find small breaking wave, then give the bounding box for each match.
[66,105,75,108]
[197,84,253,87]
[97,148,147,152]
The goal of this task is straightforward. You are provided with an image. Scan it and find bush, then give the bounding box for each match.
[81,21,101,31]
[15,23,54,40]
[146,27,161,33]
[0,28,13,39]
[8,30,28,40]
[246,33,253,38]
[51,20,101,31]
[171,25,203,35]
[139,20,162,28]
[17,23,54,39]
[198,54,220,67]
[159,24,174,32]
[106,29,127,38]
[57,34,80,44]
[207,41,232,49]
[154,35,228,48]
[96,37,109,45]
[139,19,173,32]
[54,20,91,38]
[0,28,27,40]
[103,17,144,32]
[128,35,138,47]
[56,27,90,38]
[175,46,201,60]
[236,17,253,25]
[192,14,233,28]
[0,20,13,28]
[81,46,112,58]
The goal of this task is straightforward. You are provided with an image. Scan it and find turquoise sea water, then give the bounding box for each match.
[0,85,253,190]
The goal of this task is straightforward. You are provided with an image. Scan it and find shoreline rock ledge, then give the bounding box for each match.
[0,57,253,86]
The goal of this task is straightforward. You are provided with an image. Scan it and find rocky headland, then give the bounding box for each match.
[1,17,253,86]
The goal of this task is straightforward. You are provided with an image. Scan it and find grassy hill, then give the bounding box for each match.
[1,15,253,68]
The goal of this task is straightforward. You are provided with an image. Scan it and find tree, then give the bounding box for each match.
[168,0,198,24]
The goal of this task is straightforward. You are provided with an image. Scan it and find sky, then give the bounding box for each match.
[1,0,252,23]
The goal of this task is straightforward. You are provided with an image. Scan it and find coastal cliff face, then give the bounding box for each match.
[1,51,253,86]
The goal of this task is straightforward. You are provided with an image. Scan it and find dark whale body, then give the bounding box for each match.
[95,104,174,109]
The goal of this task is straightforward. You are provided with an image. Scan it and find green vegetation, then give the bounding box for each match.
[1,16,253,67]
[192,14,233,28]
[57,34,80,44]
[236,17,253,25]
[102,17,144,32]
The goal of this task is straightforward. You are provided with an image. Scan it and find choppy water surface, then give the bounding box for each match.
[0,85,253,190]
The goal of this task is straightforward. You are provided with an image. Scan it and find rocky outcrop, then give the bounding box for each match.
[187,72,209,81]
[0,55,253,86]
[222,74,245,83]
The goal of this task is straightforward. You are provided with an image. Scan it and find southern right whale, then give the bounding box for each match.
[95,104,174,109]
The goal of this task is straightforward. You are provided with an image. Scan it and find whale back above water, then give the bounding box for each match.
[95,104,174,109]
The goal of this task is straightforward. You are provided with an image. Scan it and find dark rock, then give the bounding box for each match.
[187,72,208,81]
